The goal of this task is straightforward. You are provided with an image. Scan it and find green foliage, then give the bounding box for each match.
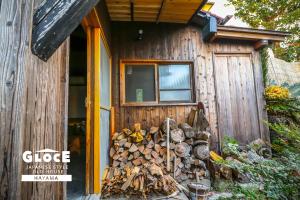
[266,97,300,121]
[260,47,269,86]
[217,138,300,199]
[270,123,300,143]
[214,180,265,200]
[216,87,300,199]
[222,136,240,157]
[227,0,300,62]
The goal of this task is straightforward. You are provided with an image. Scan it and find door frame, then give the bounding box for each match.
[81,8,112,194]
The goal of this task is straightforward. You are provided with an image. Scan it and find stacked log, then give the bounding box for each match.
[102,119,211,197]
[167,122,211,183]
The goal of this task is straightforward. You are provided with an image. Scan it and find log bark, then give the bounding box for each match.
[128,154,134,161]
[132,158,143,166]
[121,167,140,190]
[146,140,155,149]
[154,144,161,153]
[151,151,159,159]
[180,123,196,138]
[170,128,185,143]
[133,151,141,159]
[174,142,190,157]
[124,142,132,149]
[138,145,145,153]
[161,118,177,133]
[110,148,116,157]
[118,138,128,147]
[150,127,159,134]
[187,108,197,126]
[129,144,138,153]
[143,148,152,155]
[145,154,152,160]
[195,110,209,131]
[193,145,209,160]
[148,164,163,176]
[195,131,210,141]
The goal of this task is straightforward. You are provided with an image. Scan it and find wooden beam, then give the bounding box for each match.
[33,0,61,26]
[32,0,100,61]
[93,28,101,193]
[130,0,134,21]
[86,27,92,194]
[82,8,101,28]
[156,0,165,24]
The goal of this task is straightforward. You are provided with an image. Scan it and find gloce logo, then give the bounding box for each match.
[21,149,72,182]
[22,149,70,163]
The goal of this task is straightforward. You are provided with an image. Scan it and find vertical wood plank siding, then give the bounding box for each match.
[111,22,268,150]
[214,54,265,146]
[0,0,69,199]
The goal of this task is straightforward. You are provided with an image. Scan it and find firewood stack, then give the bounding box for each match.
[102,117,211,198]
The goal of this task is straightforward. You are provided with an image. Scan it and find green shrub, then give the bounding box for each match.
[217,138,300,199]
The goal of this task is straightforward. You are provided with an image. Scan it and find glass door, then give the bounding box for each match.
[99,36,111,190]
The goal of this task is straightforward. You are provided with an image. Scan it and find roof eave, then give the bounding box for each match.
[216,25,291,41]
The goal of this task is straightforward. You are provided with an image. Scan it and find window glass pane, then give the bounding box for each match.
[159,64,191,89]
[125,65,155,102]
[100,39,110,107]
[160,90,191,102]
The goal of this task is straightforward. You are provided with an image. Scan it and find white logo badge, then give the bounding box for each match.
[21,149,72,182]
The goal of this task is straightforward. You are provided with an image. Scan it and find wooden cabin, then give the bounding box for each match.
[0,0,289,199]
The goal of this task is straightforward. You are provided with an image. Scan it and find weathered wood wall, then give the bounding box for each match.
[119,106,197,131]
[0,0,69,199]
[111,22,268,150]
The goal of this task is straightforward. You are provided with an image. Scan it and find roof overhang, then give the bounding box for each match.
[200,16,291,50]
[212,26,290,42]
[106,0,207,23]
[32,0,210,61]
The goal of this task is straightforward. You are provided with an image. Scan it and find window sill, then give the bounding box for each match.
[121,102,198,107]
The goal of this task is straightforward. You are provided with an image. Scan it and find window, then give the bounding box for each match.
[121,60,194,106]
[125,64,156,102]
[159,64,192,102]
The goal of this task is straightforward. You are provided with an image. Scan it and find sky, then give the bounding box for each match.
[208,0,249,27]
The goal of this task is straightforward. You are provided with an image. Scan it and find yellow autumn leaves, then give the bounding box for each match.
[210,151,223,162]
[265,85,290,100]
